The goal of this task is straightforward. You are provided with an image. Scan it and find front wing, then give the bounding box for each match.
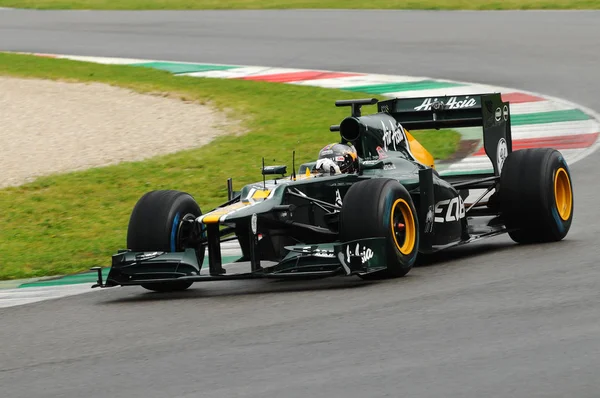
[93,237,388,288]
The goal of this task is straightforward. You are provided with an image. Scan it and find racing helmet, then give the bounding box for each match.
[315,143,358,174]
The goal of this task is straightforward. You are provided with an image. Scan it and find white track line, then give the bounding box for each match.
[0,284,110,308]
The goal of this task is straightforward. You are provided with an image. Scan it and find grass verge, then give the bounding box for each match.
[0,0,596,9]
[0,52,460,280]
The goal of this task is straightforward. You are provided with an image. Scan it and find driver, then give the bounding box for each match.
[314,143,359,175]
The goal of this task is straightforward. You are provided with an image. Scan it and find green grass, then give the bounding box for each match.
[0,0,596,9]
[0,52,460,280]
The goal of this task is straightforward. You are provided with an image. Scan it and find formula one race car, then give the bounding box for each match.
[92,93,574,292]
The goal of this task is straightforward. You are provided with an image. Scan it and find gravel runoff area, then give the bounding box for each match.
[0,76,237,188]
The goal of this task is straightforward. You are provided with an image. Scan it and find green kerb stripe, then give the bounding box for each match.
[511,109,590,125]
[342,80,465,95]
[18,268,113,288]
[130,61,239,74]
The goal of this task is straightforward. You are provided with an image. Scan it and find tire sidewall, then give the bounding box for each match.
[545,153,574,238]
[381,182,420,269]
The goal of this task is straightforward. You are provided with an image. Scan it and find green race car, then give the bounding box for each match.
[92,93,574,293]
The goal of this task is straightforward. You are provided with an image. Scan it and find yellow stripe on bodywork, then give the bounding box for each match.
[405,131,435,169]
[202,202,248,224]
[201,188,273,224]
[251,189,271,200]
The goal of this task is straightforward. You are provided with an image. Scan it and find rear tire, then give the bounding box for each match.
[127,190,203,292]
[499,148,574,243]
[340,178,419,279]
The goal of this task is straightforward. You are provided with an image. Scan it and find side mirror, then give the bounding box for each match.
[262,165,287,176]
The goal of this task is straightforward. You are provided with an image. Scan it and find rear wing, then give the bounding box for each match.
[377,93,512,176]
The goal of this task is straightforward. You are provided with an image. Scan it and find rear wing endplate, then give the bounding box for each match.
[377,93,513,176]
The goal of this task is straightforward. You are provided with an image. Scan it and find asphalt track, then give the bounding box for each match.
[2,9,600,398]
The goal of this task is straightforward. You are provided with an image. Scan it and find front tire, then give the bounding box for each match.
[499,148,574,243]
[127,190,203,292]
[340,178,419,279]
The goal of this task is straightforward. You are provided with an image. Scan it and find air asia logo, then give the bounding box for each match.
[381,120,405,151]
[414,96,477,111]
[497,138,508,175]
[346,243,374,264]
[434,196,466,223]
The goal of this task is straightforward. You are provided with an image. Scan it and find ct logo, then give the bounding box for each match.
[497,138,508,175]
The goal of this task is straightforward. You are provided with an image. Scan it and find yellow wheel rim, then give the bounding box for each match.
[390,199,416,255]
[554,167,573,221]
